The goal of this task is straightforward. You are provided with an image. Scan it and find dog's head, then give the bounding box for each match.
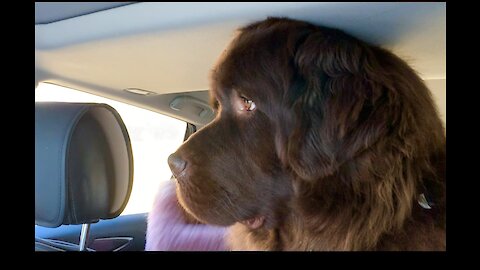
[168,18,445,236]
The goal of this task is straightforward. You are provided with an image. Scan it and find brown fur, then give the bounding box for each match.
[171,17,446,251]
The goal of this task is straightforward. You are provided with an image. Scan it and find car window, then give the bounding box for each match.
[35,83,186,215]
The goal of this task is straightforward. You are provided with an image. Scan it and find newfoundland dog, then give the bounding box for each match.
[167,17,446,251]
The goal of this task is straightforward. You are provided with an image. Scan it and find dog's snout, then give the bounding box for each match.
[168,153,187,177]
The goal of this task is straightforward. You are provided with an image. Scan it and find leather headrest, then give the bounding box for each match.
[35,102,134,228]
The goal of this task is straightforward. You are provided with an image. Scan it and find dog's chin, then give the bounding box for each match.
[175,188,238,227]
[186,206,271,231]
[176,188,275,230]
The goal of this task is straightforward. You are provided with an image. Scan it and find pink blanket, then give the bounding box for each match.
[145,180,228,251]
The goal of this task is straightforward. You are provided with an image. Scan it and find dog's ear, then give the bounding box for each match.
[285,29,398,181]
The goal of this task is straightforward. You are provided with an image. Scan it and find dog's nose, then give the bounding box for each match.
[168,153,187,177]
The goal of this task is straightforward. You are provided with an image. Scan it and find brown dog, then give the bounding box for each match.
[168,17,446,251]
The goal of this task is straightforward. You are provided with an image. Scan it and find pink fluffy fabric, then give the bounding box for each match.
[145,180,229,251]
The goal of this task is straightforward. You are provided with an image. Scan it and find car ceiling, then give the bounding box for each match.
[35,2,135,24]
[35,2,446,126]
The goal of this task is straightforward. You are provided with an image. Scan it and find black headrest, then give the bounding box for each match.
[35,102,134,228]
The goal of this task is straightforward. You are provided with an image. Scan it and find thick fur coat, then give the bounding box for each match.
[148,17,446,251]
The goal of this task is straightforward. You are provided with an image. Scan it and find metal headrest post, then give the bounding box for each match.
[79,223,91,251]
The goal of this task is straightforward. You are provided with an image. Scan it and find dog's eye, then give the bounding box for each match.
[241,97,256,111]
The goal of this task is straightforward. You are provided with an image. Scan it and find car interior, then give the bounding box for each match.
[34,2,446,251]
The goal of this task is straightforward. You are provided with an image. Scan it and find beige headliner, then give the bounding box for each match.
[35,2,446,126]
